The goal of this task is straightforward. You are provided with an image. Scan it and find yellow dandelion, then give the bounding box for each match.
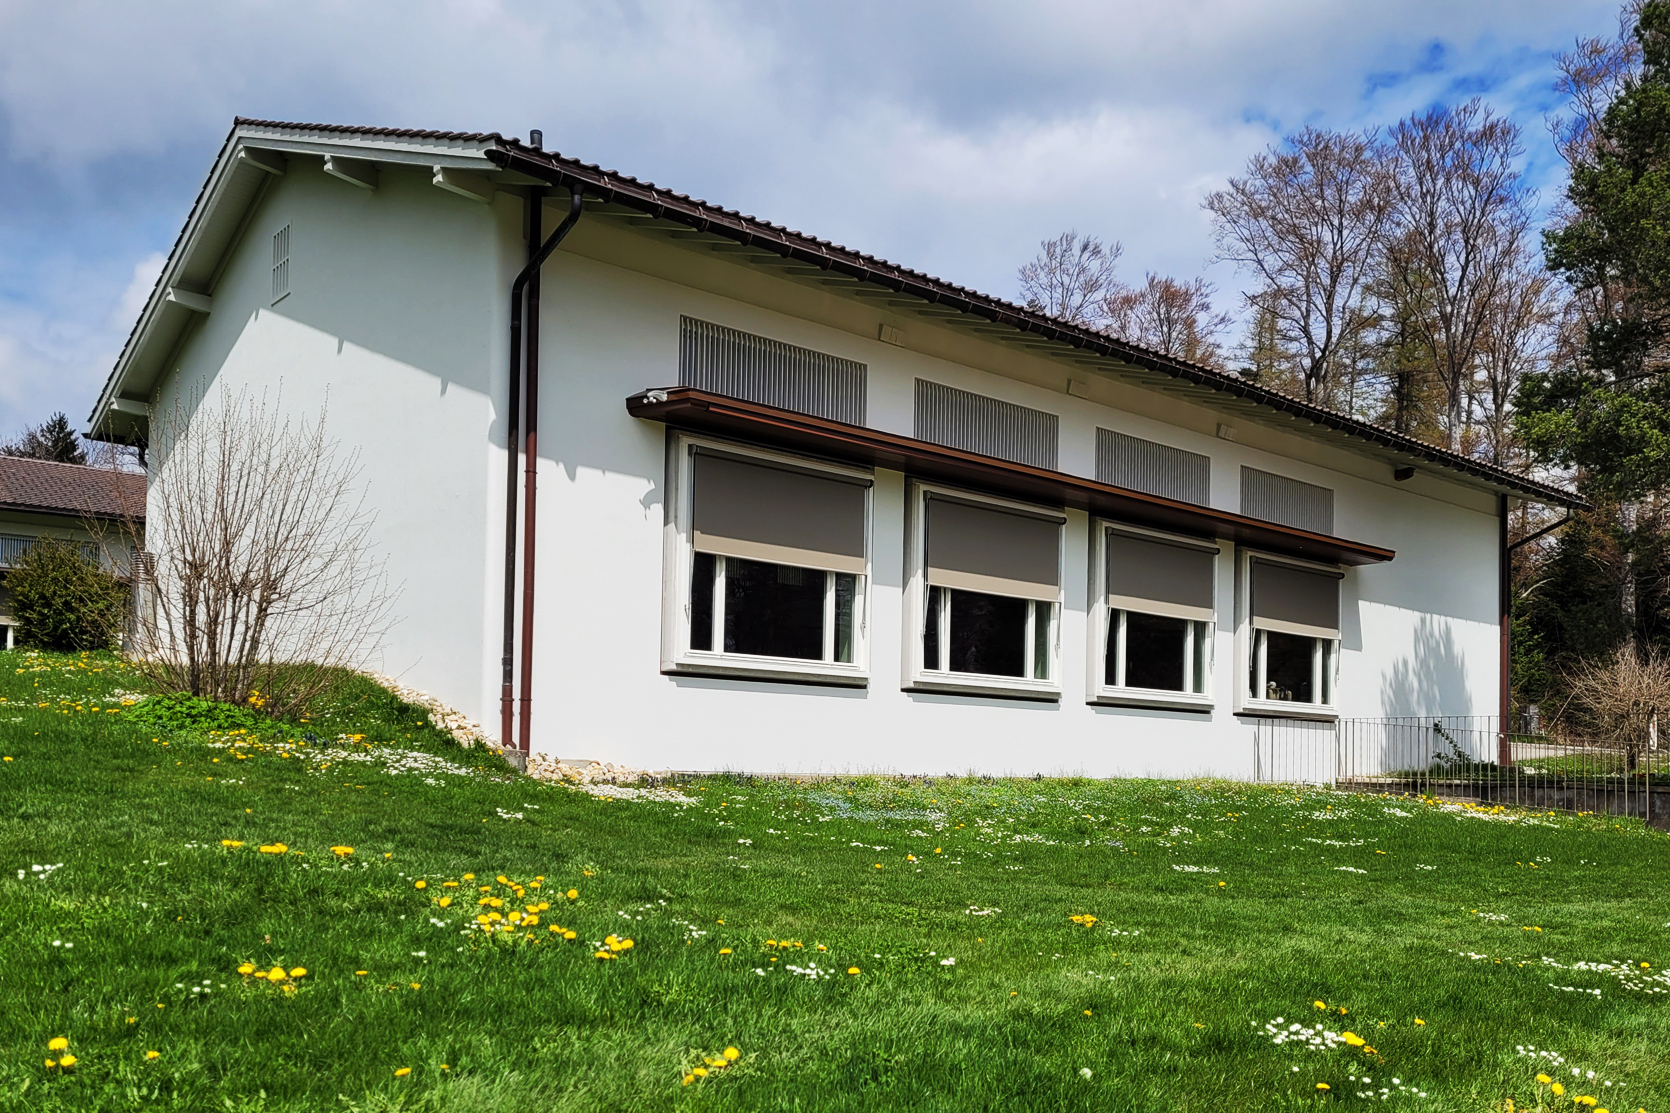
[1552,1083,1565,1097]
[58,1054,77,1068]
[268,966,285,981]
[145,1050,160,1060]
[221,839,243,848]
[848,966,860,975]
[331,846,353,857]
[1536,1074,1552,1085]
[237,963,255,975]
[462,872,474,880]
[356,970,368,976]
[414,880,427,889]
[719,948,732,955]
[724,1047,740,1060]
[47,1037,68,1052]
[682,1074,695,1085]
[1414,1018,1425,1025]
[290,967,306,978]
[1316,1083,1330,1091]
[395,1067,411,1077]
[438,896,452,908]
[567,889,578,900]
[693,1067,708,1077]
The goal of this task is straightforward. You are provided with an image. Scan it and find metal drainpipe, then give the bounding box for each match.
[515,185,585,756]
[500,187,541,750]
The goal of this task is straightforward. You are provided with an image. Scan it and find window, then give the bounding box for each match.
[1239,553,1342,714]
[907,483,1063,698]
[1090,523,1218,708]
[665,435,870,684]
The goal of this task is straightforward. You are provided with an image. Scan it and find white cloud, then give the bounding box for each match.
[111,251,166,333]
[0,0,1629,433]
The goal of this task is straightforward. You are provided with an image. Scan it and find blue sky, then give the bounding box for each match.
[0,0,1625,441]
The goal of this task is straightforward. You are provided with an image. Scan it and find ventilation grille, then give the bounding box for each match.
[1240,467,1334,534]
[1097,429,1210,504]
[913,380,1059,470]
[679,316,865,424]
[271,224,291,304]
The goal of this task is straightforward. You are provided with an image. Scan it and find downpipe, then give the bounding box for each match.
[502,184,585,759]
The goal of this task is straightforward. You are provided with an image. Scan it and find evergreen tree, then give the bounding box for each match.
[2,412,88,465]
[1520,0,1670,498]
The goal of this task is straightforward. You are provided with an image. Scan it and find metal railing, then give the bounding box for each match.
[1254,716,1663,822]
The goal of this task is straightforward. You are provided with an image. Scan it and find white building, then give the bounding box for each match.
[88,119,1579,777]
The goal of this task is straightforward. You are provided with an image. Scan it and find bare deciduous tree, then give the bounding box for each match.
[1562,641,1670,769]
[1102,273,1233,366]
[1550,0,1645,168]
[1017,231,1122,327]
[1385,100,1534,449]
[1204,127,1390,403]
[1469,246,1560,467]
[119,385,398,718]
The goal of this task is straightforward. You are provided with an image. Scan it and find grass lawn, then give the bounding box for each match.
[2,649,1668,1112]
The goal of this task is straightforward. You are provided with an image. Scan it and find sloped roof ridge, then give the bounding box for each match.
[488,135,1581,508]
[233,117,506,143]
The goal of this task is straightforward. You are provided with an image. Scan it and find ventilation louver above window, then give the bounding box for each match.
[1098,429,1209,504]
[914,380,1058,470]
[1240,467,1333,535]
[679,316,865,425]
[271,224,290,305]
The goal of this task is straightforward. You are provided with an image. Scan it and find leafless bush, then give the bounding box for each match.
[117,385,398,718]
[1102,273,1233,366]
[1562,642,1670,768]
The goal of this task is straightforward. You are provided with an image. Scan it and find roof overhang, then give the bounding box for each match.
[628,386,1395,567]
[87,121,536,445]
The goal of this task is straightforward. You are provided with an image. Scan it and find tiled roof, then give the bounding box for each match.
[0,457,146,520]
[232,117,507,143]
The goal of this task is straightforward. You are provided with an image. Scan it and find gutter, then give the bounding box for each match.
[501,183,585,759]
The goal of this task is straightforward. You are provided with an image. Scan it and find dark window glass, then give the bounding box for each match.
[1125,612,1187,691]
[1264,630,1314,703]
[834,573,856,664]
[690,551,716,651]
[948,589,1028,678]
[1104,610,1120,687]
[724,557,825,660]
[924,585,942,670]
[1032,600,1051,679]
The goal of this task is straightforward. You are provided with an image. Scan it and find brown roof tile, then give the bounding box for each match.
[0,457,145,520]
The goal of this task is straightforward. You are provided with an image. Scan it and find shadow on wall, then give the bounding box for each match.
[1378,613,1473,717]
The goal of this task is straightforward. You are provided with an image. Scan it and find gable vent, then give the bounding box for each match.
[1240,467,1333,535]
[679,316,865,425]
[913,380,1059,470]
[1097,429,1209,505]
[271,224,291,304]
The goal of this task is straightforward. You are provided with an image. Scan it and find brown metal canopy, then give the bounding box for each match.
[627,387,1395,567]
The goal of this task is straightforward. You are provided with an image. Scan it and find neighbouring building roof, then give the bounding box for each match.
[91,118,1586,511]
[0,456,146,521]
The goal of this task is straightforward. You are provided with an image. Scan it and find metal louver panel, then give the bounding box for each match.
[679,316,866,425]
[1097,429,1209,504]
[1240,467,1334,535]
[913,380,1058,470]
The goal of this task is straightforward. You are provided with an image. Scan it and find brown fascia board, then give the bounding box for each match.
[489,142,1585,513]
[628,386,1396,568]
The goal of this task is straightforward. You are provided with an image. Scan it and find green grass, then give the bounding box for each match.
[2,649,1668,1112]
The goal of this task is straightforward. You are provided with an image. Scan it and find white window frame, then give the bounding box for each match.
[1087,520,1217,711]
[1234,548,1341,720]
[902,479,1063,701]
[661,432,872,686]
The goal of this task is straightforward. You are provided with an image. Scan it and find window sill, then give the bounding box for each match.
[1236,700,1339,722]
[905,673,1061,703]
[666,654,868,688]
[1090,689,1215,713]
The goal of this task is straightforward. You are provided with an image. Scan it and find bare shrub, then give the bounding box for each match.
[1562,642,1670,769]
[118,385,397,718]
[1018,231,1122,327]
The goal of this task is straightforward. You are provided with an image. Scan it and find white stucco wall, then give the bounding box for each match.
[145,172,1503,777]
[522,214,1503,776]
[147,159,515,726]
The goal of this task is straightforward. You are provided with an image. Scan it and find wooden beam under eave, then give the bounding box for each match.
[323,155,378,191]
[163,288,212,314]
[432,166,494,203]
[237,147,287,175]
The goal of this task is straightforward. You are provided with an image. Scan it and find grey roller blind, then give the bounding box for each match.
[1105,529,1217,622]
[1250,559,1343,639]
[925,496,1061,601]
[692,451,868,574]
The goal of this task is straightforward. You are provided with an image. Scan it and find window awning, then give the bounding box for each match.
[628,387,1395,567]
